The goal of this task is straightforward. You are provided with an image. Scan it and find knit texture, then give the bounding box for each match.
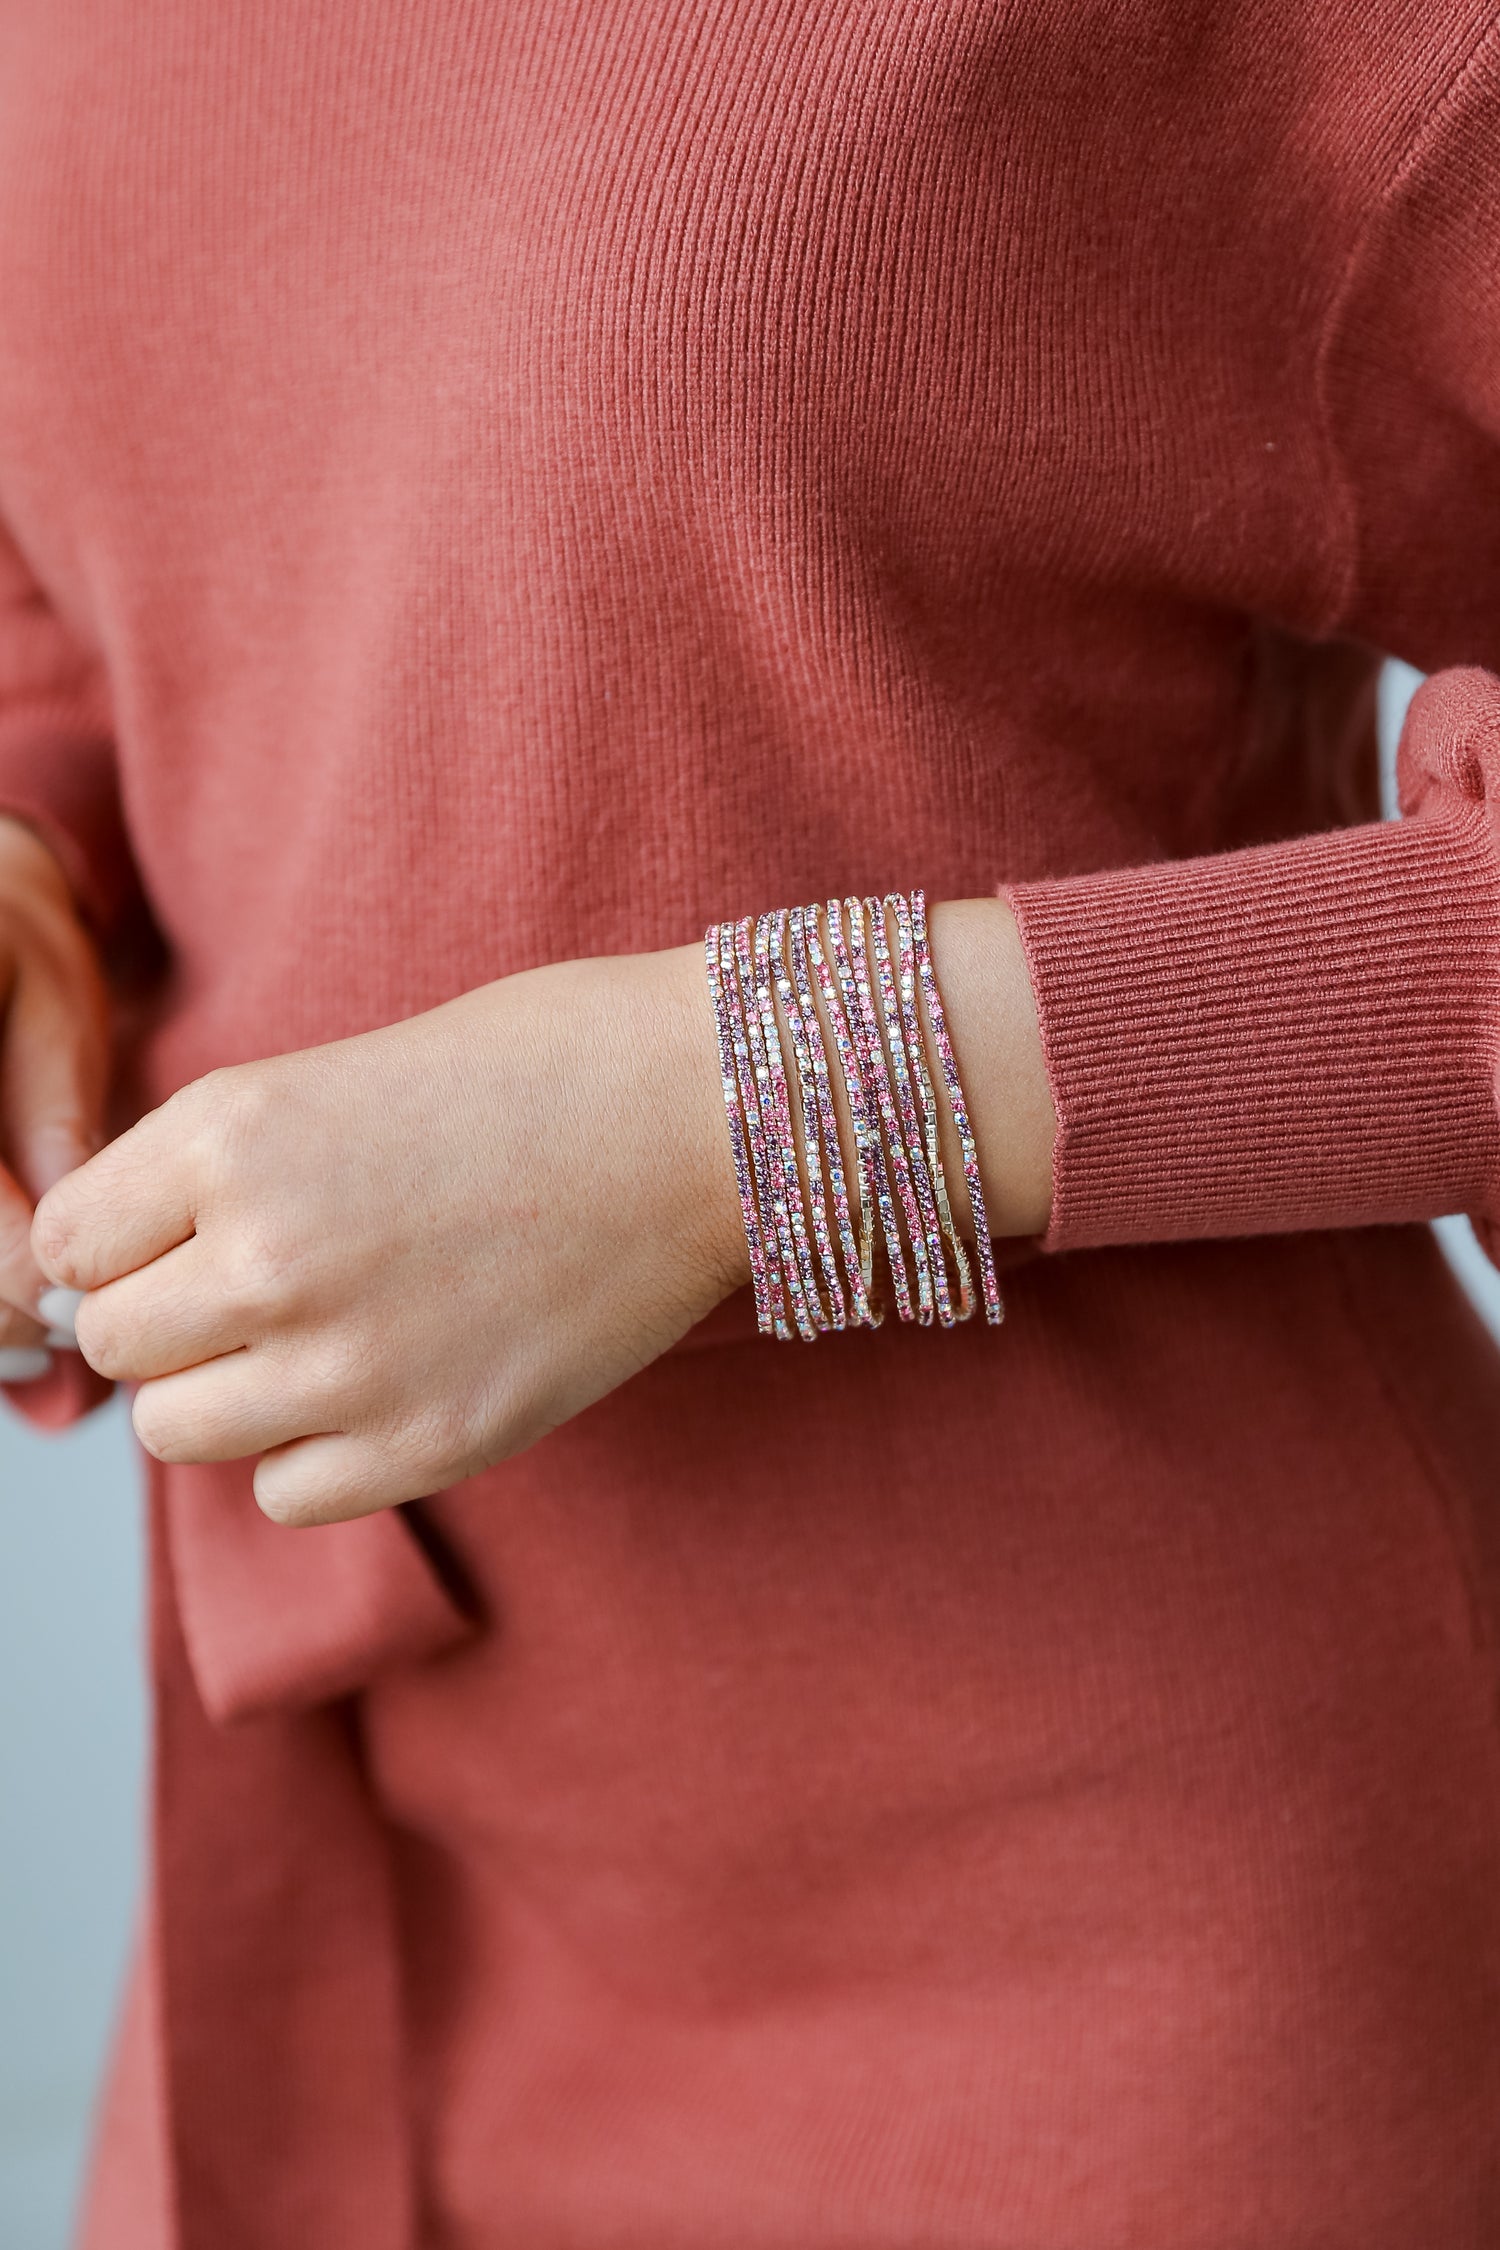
[3,4,1500,2245]
[1008,673,1500,1251]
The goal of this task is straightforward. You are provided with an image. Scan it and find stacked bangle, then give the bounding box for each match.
[704,891,1006,1339]
[847,896,930,1324]
[805,903,880,1316]
[910,888,1004,1326]
[891,891,975,1324]
[748,913,822,1340]
[788,905,873,1329]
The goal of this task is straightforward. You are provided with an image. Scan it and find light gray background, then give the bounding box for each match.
[2,659,1498,2250]
[0,1394,142,2250]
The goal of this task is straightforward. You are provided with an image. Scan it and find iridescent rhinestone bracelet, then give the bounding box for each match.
[702,892,1004,1338]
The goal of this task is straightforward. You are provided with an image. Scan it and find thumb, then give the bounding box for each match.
[1,948,109,1216]
[0,1158,52,1325]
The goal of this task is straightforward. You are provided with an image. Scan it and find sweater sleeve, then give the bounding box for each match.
[1003,668,1500,1260]
[1003,25,1500,1269]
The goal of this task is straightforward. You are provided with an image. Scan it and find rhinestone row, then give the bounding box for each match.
[705,894,1005,1337]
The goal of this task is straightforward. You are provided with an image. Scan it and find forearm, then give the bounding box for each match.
[674,658,1500,1289]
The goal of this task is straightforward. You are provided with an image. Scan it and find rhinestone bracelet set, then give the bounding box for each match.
[704,888,1004,1341]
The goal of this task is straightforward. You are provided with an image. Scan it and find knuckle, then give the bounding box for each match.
[33,1159,115,1283]
[403,1391,470,1466]
[222,1223,304,1325]
[166,1074,229,1173]
[307,1326,379,1411]
[181,1063,239,1117]
[203,1063,273,1142]
[402,1382,503,1485]
[172,1065,270,1179]
[28,1191,76,1277]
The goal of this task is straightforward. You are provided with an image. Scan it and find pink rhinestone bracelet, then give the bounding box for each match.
[911,888,1004,1325]
[891,890,975,1323]
[705,893,1006,1338]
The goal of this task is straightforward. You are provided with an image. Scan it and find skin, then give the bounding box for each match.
[7,814,1056,1528]
[0,816,111,1352]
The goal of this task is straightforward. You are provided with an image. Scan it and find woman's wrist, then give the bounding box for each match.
[653,937,760,1296]
[923,896,1055,1242]
[674,893,1056,1315]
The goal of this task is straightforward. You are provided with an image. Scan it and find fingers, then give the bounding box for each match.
[71,1238,247,1382]
[0,1212,56,1378]
[0,1156,51,1320]
[252,1429,435,1529]
[0,942,109,1202]
[128,1319,445,1523]
[32,1097,198,1290]
[0,862,111,1319]
[130,1347,316,1469]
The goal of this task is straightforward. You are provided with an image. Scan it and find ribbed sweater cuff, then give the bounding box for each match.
[1003,808,1500,1254]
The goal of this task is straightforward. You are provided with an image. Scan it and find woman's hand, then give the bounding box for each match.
[30,944,750,1525]
[29,896,1053,1525]
[0,814,110,1377]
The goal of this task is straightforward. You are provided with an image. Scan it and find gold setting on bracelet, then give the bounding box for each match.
[703,892,1004,1338]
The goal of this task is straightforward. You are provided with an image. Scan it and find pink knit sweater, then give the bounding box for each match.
[4,2,1500,2243]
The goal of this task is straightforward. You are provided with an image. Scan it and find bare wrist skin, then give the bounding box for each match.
[924,896,1056,1243]
[647,937,762,1296]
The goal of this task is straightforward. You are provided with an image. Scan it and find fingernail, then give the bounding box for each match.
[0,1348,53,1383]
[44,1328,78,1350]
[36,1286,84,1340]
